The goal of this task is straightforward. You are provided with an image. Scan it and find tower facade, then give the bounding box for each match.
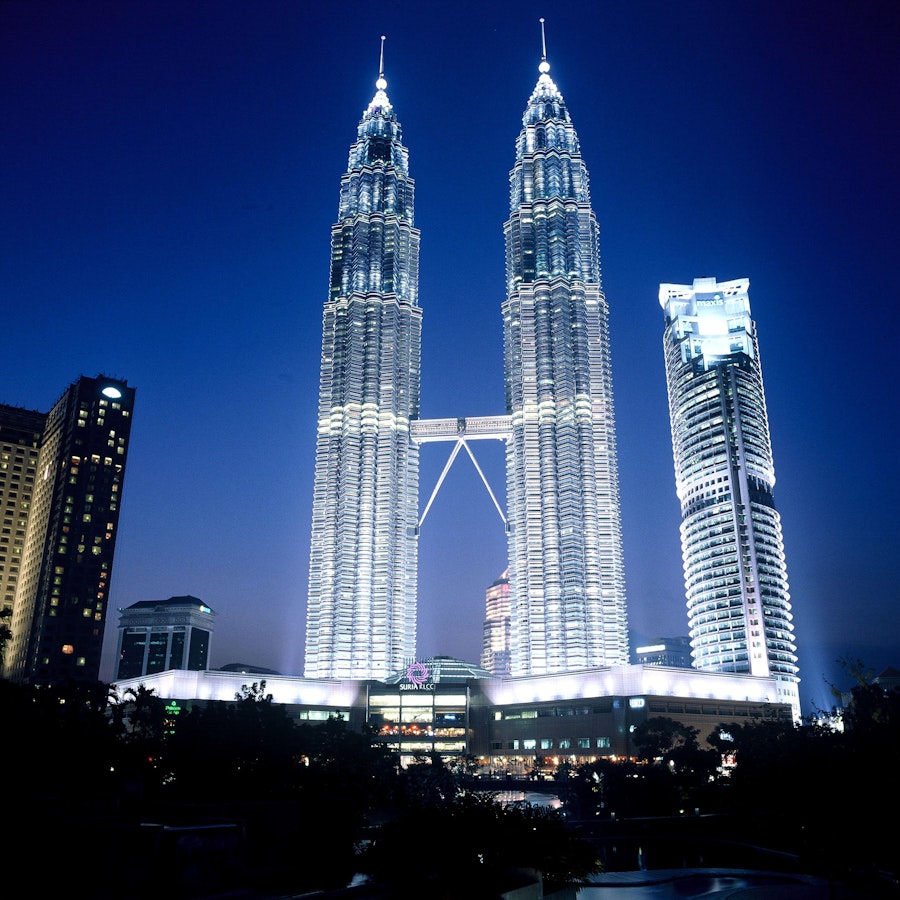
[304,64,422,679]
[659,276,799,714]
[502,54,628,675]
[2,375,135,685]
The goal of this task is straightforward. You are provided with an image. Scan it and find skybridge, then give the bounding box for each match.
[411,416,511,530]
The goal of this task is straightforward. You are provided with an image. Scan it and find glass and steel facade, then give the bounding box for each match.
[502,55,628,675]
[659,277,799,716]
[368,688,470,757]
[304,68,422,679]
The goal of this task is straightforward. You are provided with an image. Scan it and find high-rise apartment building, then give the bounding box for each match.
[481,569,511,677]
[304,58,422,680]
[502,50,628,675]
[0,406,45,625]
[659,277,799,715]
[1,375,135,685]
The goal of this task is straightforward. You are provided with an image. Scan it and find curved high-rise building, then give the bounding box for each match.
[304,60,422,680]
[502,51,629,675]
[659,276,799,715]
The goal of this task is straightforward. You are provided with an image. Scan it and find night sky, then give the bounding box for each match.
[2,1,897,716]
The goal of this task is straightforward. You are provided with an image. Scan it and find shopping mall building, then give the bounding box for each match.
[113,655,792,772]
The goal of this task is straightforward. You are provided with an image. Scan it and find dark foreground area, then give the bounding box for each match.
[20,807,897,900]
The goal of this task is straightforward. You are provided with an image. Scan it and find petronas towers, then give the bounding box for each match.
[304,35,798,708]
[304,67,422,679]
[304,40,628,681]
[502,57,628,675]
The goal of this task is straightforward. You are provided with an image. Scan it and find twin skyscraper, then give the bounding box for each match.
[303,35,798,714]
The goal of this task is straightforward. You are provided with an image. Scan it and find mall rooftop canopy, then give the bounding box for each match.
[382,655,493,685]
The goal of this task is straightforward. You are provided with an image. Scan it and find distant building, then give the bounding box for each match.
[116,595,215,680]
[481,569,511,677]
[217,662,282,676]
[633,636,692,668]
[874,667,900,693]
[659,277,799,718]
[1,375,134,685]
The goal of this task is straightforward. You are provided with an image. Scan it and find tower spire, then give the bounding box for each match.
[368,35,391,115]
[538,18,550,76]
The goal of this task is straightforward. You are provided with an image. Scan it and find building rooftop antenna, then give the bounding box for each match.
[539,18,550,74]
[376,35,387,91]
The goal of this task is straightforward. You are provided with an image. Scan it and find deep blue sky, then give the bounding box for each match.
[2,1,897,715]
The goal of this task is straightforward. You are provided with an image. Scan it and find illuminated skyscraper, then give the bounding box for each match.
[0,406,44,622]
[306,36,630,681]
[659,276,799,715]
[502,45,628,675]
[481,569,511,677]
[1,375,134,685]
[304,52,421,679]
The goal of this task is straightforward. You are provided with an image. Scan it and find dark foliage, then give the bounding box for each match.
[359,788,600,898]
[3,667,899,897]
[561,680,900,891]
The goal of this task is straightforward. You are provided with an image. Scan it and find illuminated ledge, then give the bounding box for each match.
[112,668,363,708]
[480,664,780,707]
[113,664,779,712]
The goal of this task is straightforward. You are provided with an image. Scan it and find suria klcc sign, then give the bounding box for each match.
[400,661,435,691]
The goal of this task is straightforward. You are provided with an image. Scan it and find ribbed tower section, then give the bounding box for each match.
[502,55,628,676]
[304,68,421,680]
[659,276,799,716]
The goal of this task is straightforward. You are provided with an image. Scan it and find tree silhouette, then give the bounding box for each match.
[359,789,600,898]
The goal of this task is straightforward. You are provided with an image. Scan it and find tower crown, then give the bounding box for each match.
[366,35,392,116]
[523,19,570,126]
[350,35,407,173]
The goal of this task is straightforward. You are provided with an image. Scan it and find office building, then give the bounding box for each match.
[633,636,692,668]
[481,569,511,677]
[502,46,628,675]
[304,53,422,680]
[659,277,799,716]
[116,595,215,680]
[2,375,135,685]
